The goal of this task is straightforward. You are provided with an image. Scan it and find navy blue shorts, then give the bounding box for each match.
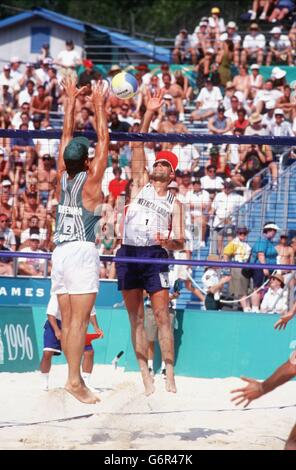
[43,319,62,355]
[116,245,169,293]
[43,320,94,355]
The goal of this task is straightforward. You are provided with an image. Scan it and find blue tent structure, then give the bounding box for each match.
[0,7,171,63]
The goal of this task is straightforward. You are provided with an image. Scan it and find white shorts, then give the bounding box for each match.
[174,250,192,281]
[51,241,100,295]
[47,293,96,318]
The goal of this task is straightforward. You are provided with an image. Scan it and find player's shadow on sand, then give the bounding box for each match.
[88,427,232,444]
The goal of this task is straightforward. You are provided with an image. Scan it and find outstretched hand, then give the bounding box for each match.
[274,310,294,331]
[61,76,87,99]
[231,377,264,408]
[146,89,164,112]
[86,80,109,106]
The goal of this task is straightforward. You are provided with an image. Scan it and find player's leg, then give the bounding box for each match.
[122,288,155,396]
[82,346,95,388]
[40,350,54,390]
[67,293,97,398]
[150,289,176,393]
[285,424,296,450]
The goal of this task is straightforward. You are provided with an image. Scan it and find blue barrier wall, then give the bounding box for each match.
[1,303,295,379]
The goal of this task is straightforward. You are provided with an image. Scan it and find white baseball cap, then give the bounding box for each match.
[271,67,286,80]
[30,233,40,241]
[250,64,260,70]
[1,179,11,186]
[264,223,280,231]
[270,26,282,34]
[227,21,237,29]
[274,108,284,116]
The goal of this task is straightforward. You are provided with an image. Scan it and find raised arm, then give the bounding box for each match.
[86,81,109,186]
[56,77,87,197]
[131,89,163,191]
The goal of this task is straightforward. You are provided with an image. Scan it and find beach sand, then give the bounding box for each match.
[0,364,295,450]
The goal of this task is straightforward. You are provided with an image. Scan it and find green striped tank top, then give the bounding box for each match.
[54,172,100,245]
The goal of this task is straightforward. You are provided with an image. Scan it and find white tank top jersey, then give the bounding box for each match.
[123,183,175,247]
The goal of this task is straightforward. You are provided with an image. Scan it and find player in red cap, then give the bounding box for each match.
[116,90,184,395]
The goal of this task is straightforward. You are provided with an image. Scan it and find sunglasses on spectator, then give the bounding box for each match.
[0,218,7,223]
[208,169,216,173]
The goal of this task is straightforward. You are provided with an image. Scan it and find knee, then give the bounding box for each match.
[43,351,53,360]
[285,439,296,451]
[153,308,170,327]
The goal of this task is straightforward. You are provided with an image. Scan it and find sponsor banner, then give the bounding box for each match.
[0,277,122,306]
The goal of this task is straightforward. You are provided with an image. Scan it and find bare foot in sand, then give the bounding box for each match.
[165,368,177,393]
[65,382,97,404]
[141,370,155,396]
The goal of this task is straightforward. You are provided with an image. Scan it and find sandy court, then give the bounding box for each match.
[0,364,295,450]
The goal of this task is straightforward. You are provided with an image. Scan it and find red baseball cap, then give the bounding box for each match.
[155,151,178,171]
[83,59,93,68]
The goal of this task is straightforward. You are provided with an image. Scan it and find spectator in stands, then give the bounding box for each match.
[195,49,220,90]
[46,66,60,111]
[206,145,231,178]
[241,23,266,66]
[108,168,128,202]
[78,59,100,87]
[0,64,19,96]
[248,0,275,21]
[171,142,200,174]
[0,180,14,219]
[158,110,188,149]
[267,26,293,66]
[208,6,226,34]
[201,164,224,192]
[253,79,282,114]
[0,84,13,111]
[220,22,241,67]
[31,85,52,120]
[271,66,287,94]
[18,80,36,107]
[250,222,280,312]
[249,64,264,99]
[233,66,251,100]
[160,73,185,120]
[38,43,52,63]
[10,56,22,82]
[178,170,192,197]
[0,212,16,250]
[191,21,210,63]
[211,180,245,255]
[35,58,52,87]
[20,215,48,250]
[75,106,95,132]
[118,103,135,127]
[18,191,47,231]
[19,63,41,90]
[18,233,47,277]
[288,19,296,49]
[173,28,192,64]
[191,77,223,121]
[276,233,294,265]
[262,100,276,128]
[157,63,176,88]
[109,112,130,132]
[185,178,211,247]
[268,108,294,138]
[268,0,295,23]
[202,255,231,310]
[260,272,288,314]
[0,232,13,275]
[276,85,296,121]
[36,155,57,207]
[232,108,249,131]
[0,147,8,179]
[55,39,82,78]
[217,39,234,87]
[208,104,232,135]
[223,226,252,311]
[174,70,193,103]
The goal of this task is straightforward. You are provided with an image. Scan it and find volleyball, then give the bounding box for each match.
[111,72,138,99]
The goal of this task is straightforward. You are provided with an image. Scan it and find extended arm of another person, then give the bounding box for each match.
[231,359,296,408]
[131,89,163,191]
[275,301,296,330]
[47,314,61,339]
[257,252,270,277]
[89,314,104,338]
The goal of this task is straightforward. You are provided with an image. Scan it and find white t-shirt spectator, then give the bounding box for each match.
[268,120,294,137]
[185,189,211,217]
[242,33,266,50]
[212,191,244,228]
[254,89,283,106]
[260,288,288,314]
[196,86,223,110]
[1,227,16,250]
[56,49,81,67]
[171,144,199,172]
[201,175,224,191]
[145,146,156,173]
[20,228,47,245]
[18,88,37,107]
[208,16,226,33]
[269,35,291,52]
[220,32,241,46]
